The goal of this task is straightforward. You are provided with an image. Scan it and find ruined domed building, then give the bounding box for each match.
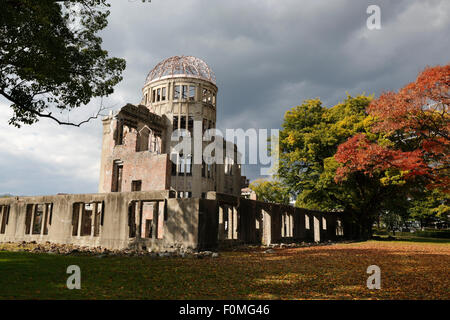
[99,56,242,198]
[0,56,347,252]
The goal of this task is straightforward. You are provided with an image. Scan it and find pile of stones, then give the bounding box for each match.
[1,240,351,257]
[5,241,220,259]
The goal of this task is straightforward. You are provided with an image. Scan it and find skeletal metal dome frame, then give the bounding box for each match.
[145,56,216,85]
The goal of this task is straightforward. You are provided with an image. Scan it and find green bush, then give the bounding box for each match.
[373,229,389,236]
[414,229,450,239]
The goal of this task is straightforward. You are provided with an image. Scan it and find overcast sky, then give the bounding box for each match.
[0,0,449,196]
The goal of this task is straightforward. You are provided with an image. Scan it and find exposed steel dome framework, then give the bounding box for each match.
[145,56,216,85]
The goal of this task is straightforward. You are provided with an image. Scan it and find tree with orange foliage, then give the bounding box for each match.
[336,65,449,193]
[278,95,415,240]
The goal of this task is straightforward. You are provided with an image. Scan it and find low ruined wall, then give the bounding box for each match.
[0,191,346,252]
[206,192,345,246]
[0,191,205,252]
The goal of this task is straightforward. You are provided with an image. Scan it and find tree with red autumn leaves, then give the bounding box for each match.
[278,67,448,240]
[335,65,449,193]
[278,95,414,240]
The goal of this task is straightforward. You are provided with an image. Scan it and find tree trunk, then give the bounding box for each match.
[353,213,373,240]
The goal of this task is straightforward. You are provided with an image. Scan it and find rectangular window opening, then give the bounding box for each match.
[171,156,177,176]
[72,203,80,236]
[182,85,188,99]
[132,180,142,192]
[189,86,195,101]
[140,201,155,239]
[145,219,153,238]
[180,116,186,130]
[128,202,136,238]
[25,204,33,235]
[32,204,44,235]
[80,203,93,236]
[202,161,206,177]
[112,161,123,192]
[178,154,185,175]
[0,205,10,234]
[186,155,192,176]
[48,204,53,226]
[173,116,179,133]
[187,116,194,134]
[136,129,149,152]
[42,204,51,235]
[174,85,180,100]
[207,164,212,178]
[116,120,124,145]
[94,203,102,237]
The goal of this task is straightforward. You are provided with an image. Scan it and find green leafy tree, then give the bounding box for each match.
[409,189,449,229]
[249,179,290,205]
[278,95,414,239]
[0,0,126,127]
[380,210,403,235]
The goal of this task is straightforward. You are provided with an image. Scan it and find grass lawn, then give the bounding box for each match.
[373,228,450,244]
[0,240,449,300]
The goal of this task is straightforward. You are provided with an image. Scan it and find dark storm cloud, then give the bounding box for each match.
[1,0,449,193]
[101,0,449,130]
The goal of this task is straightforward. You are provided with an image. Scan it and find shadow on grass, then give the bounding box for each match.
[372,235,450,244]
[0,242,449,300]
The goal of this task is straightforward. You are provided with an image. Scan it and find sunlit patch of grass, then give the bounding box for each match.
[255,273,312,286]
[260,255,293,261]
[0,241,449,299]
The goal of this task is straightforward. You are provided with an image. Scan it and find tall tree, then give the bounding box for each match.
[0,0,126,127]
[278,95,412,239]
[335,65,449,192]
[408,189,449,229]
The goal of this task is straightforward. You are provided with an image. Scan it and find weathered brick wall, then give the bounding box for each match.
[100,123,170,193]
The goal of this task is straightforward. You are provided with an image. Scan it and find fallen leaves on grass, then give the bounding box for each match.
[0,241,448,299]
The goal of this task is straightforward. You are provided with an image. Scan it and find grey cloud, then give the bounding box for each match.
[1,0,449,193]
[0,150,98,196]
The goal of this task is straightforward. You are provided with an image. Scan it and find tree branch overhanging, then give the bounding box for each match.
[1,88,110,127]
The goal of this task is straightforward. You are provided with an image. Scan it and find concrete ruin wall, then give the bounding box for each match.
[0,191,346,252]
[205,192,345,247]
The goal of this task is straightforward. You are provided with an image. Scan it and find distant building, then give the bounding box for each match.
[241,187,257,200]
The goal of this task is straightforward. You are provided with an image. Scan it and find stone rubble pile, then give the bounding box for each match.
[1,240,349,258]
[4,241,220,259]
